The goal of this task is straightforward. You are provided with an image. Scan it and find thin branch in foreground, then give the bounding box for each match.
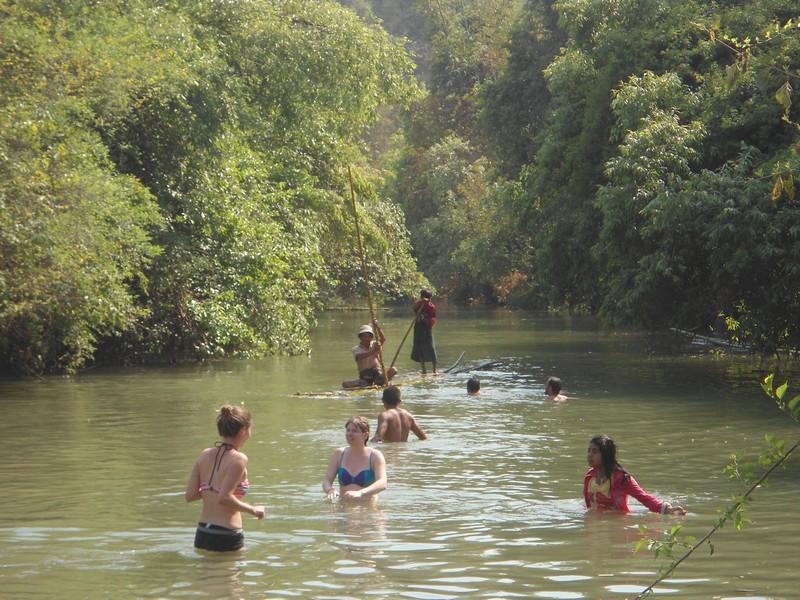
[634,439,800,599]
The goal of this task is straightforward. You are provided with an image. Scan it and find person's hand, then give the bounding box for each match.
[343,489,364,500]
[251,505,266,519]
[325,487,339,500]
[666,505,686,516]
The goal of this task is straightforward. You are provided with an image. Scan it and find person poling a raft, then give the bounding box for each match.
[342,165,398,389]
[411,288,437,375]
[342,324,398,388]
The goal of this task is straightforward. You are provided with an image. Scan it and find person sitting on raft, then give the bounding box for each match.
[343,324,397,388]
[185,405,265,552]
[584,434,686,515]
[322,416,387,500]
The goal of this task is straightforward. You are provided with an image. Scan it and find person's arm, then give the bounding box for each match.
[413,300,424,320]
[185,459,202,503]
[623,473,685,514]
[582,471,593,508]
[322,448,343,499]
[371,413,388,443]
[216,452,265,518]
[410,416,427,441]
[343,450,387,499]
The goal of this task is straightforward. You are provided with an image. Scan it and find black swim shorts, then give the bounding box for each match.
[194,522,244,552]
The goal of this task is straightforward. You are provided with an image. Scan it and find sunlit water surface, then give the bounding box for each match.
[1,309,798,599]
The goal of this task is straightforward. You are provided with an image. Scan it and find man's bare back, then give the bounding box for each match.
[372,385,427,443]
[374,407,427,443]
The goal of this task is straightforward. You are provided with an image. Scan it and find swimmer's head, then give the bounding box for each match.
[588,434,618,475]
[546,376,562,395]
[467,377,480,394]
[345,416,370,446]
[382,385,401,406]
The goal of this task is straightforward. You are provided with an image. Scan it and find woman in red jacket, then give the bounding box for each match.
[584,434,686,515]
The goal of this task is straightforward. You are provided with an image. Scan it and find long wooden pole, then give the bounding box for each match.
[347,166,387,386]
[389,301,423,370]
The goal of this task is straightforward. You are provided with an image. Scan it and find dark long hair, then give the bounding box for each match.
[590,434,624,478]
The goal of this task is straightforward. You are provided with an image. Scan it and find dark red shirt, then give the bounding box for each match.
[414,299,436,328]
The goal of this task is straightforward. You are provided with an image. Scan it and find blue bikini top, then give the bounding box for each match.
[337,448,375,487]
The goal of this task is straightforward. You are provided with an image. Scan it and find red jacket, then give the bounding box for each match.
[414,299,436,328]
[583,467,667,514]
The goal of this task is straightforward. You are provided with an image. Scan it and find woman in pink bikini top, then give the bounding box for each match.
[185,404,265,551]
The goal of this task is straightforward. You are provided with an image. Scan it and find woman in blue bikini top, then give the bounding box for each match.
[322,416,387,500]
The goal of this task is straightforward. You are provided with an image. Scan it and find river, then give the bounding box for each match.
[1,308,797,599]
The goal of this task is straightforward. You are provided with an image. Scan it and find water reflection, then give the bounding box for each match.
[581,511,671,562]
[325,501,387,575]
[176,551,247,599]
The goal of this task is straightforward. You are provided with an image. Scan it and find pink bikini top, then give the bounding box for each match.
[198,442,249,497]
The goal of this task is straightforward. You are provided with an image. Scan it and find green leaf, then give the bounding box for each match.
[785,174,795,202]
[776,381,788,400]
[788,394,800,411]
[762,374,775,396]
[772,175,784,203]
[726,63,740,87]
[775,81,792,115]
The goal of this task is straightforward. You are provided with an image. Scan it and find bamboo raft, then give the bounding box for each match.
[293,352,466,397]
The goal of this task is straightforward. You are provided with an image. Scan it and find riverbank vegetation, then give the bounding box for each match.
[0,0,425,374]
[3,0,799,374]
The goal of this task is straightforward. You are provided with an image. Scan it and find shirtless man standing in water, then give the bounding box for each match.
[371,386,427,443]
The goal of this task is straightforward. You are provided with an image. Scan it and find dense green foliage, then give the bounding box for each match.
[384,0,800,353]
[5,0,800,373]
[0,0,424,374]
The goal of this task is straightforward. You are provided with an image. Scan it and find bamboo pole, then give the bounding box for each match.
[389,301,423,370]
[347,166,387,386]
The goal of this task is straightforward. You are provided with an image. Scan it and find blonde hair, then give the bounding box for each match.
[217,404,251,438]
[345,416,370,445]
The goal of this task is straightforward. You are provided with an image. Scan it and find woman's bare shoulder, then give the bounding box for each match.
[229,449,248,465]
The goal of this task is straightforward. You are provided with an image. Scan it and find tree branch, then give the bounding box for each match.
[635,439,800,599]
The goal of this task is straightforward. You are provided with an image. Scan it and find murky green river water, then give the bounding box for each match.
[1,309,798,599]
